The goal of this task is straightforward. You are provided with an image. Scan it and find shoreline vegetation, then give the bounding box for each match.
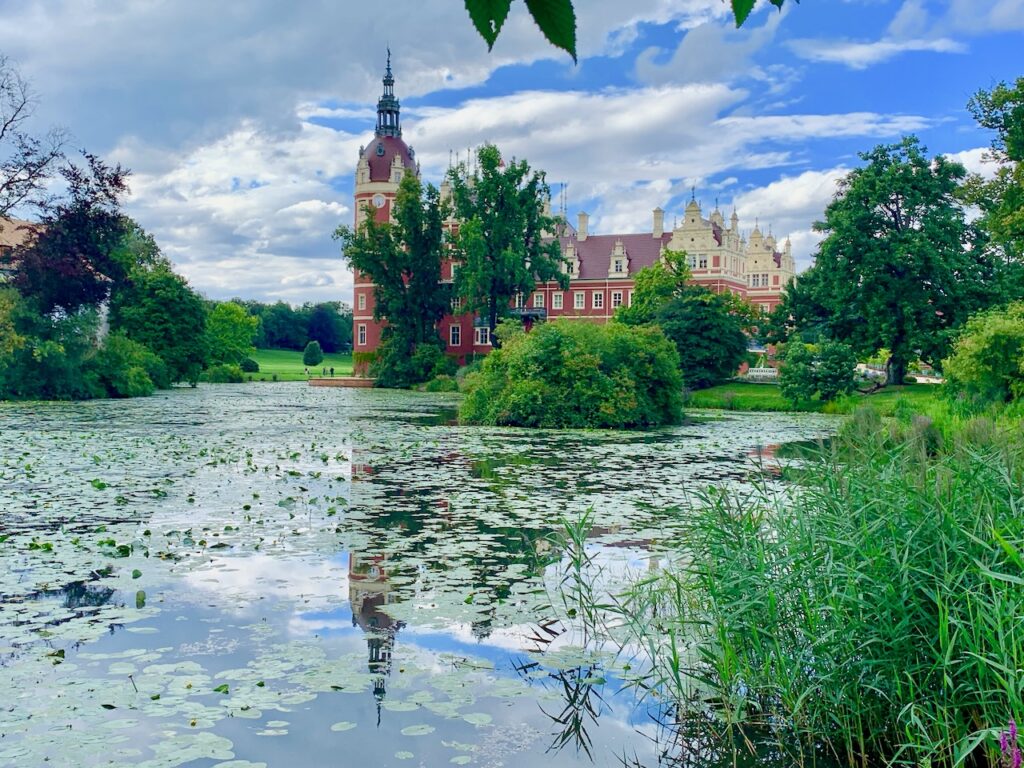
[558,401,1024,767]
[686,380,940,415]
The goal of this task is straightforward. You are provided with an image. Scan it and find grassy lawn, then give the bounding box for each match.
[689,381,942,415]
[249,348,353,381]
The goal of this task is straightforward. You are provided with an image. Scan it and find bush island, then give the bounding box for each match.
[239,357,260,373]
[459,320,683,428]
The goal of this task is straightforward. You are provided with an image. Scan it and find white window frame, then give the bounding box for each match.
[698,255,708,269]
[611,291,623,308]
[474,326,491,346]
[451,296,463,311]
[689,254,697,269]
[552,292,563,310]
[449,324,461,346]
[592,291,604,309]
[574,291,585,309]
[357,324,367,346]
[357,293,366,311]
[613,259,624,273]
[533,292,545,308]
[752,274,760,287]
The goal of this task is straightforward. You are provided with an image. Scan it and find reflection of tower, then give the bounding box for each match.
[349,550,404,725]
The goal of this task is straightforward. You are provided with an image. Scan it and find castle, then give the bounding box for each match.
[351,57,796,361]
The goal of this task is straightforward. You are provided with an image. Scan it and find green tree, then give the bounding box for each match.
[447,144,567,345]
[109,261,208,385]
[943,301,1024,405]
[306,303,346,352]
[12,153,131,314]
[789,137,994,385]
[613,249,691,326]
[205,301,257,364]
[303,340,324,366]
[334,171,450,387]
[260,301,308,349]
[654,288,749,389]
[779,341,816,404]
[963,77,1024,281]
[779,340,857,404]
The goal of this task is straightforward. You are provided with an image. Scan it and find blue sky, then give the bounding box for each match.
[0,0,1020,303]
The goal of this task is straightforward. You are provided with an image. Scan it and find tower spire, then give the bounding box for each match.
[376,49,401,138]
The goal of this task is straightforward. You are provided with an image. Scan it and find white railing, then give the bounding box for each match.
[744,367,778,381]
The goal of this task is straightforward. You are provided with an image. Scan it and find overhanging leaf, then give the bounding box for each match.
[524,0,577,63]
[465,0,513,50]
[731,0,756,27]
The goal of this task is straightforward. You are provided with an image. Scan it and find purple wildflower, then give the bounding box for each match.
[1012,719,1019,744]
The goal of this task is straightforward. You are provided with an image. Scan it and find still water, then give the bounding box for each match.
[0,384,837,767]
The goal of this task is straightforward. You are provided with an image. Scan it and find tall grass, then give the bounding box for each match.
[614,409,1024,766]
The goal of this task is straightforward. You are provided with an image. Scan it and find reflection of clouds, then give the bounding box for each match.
[182,553,349,613]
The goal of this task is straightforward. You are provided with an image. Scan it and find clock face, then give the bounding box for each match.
[372,194,386,208]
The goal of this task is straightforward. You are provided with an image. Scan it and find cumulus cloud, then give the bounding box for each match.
[730,167,850,270]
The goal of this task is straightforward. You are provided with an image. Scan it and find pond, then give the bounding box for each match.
[0,384,839,767]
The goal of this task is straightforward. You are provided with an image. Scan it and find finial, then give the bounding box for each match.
[386,46,392,75]
[448,149,453,168]
[690,185,696,201]
[715,197,719,210]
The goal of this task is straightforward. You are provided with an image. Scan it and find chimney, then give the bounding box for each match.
[652,207,664,238]
[577,211,589,241]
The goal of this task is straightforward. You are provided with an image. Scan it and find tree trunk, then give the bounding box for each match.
[885,355,907,386]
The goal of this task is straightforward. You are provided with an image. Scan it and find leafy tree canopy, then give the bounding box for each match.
[303,340,324,367]
[108,256,208,385]
[782,136,1002,384]
[12,152,131,314]
[447,144,567,343]
[654,288,750,389]
[335,171,450,386]
[613,249,692,327]
[943,301,1024,406]
[963,77,1024,274]
[205,301,257,365]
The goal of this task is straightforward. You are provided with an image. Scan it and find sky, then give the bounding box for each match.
[0,0,1020,305]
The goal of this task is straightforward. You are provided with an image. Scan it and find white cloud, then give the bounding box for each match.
[730,167,850,270]
[787,36,965,69]
[945,147,999,179]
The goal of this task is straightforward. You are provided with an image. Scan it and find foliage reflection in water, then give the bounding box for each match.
[0,384,837,767]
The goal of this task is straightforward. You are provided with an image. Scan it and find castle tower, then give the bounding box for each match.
[353,52,420,365]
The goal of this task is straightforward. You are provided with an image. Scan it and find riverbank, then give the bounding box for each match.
[687,381,940,415]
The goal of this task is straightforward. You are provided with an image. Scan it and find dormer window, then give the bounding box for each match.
[613,259,624,273]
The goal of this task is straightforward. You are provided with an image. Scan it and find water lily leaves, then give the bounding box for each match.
[401,724,435,736]
[329,721,356,731]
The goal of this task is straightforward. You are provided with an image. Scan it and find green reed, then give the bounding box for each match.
[611,409,1024,767]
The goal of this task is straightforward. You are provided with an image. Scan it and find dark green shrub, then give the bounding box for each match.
[903,374,918,384]
[204,363,244,383]
[460,319,683,429]
[92,332,166,397]
[302,340,324,366]
[240,357,260,373]
[780,340,857,404]
[423,375,459,392]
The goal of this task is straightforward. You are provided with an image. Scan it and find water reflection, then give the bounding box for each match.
[0,386,840,767]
